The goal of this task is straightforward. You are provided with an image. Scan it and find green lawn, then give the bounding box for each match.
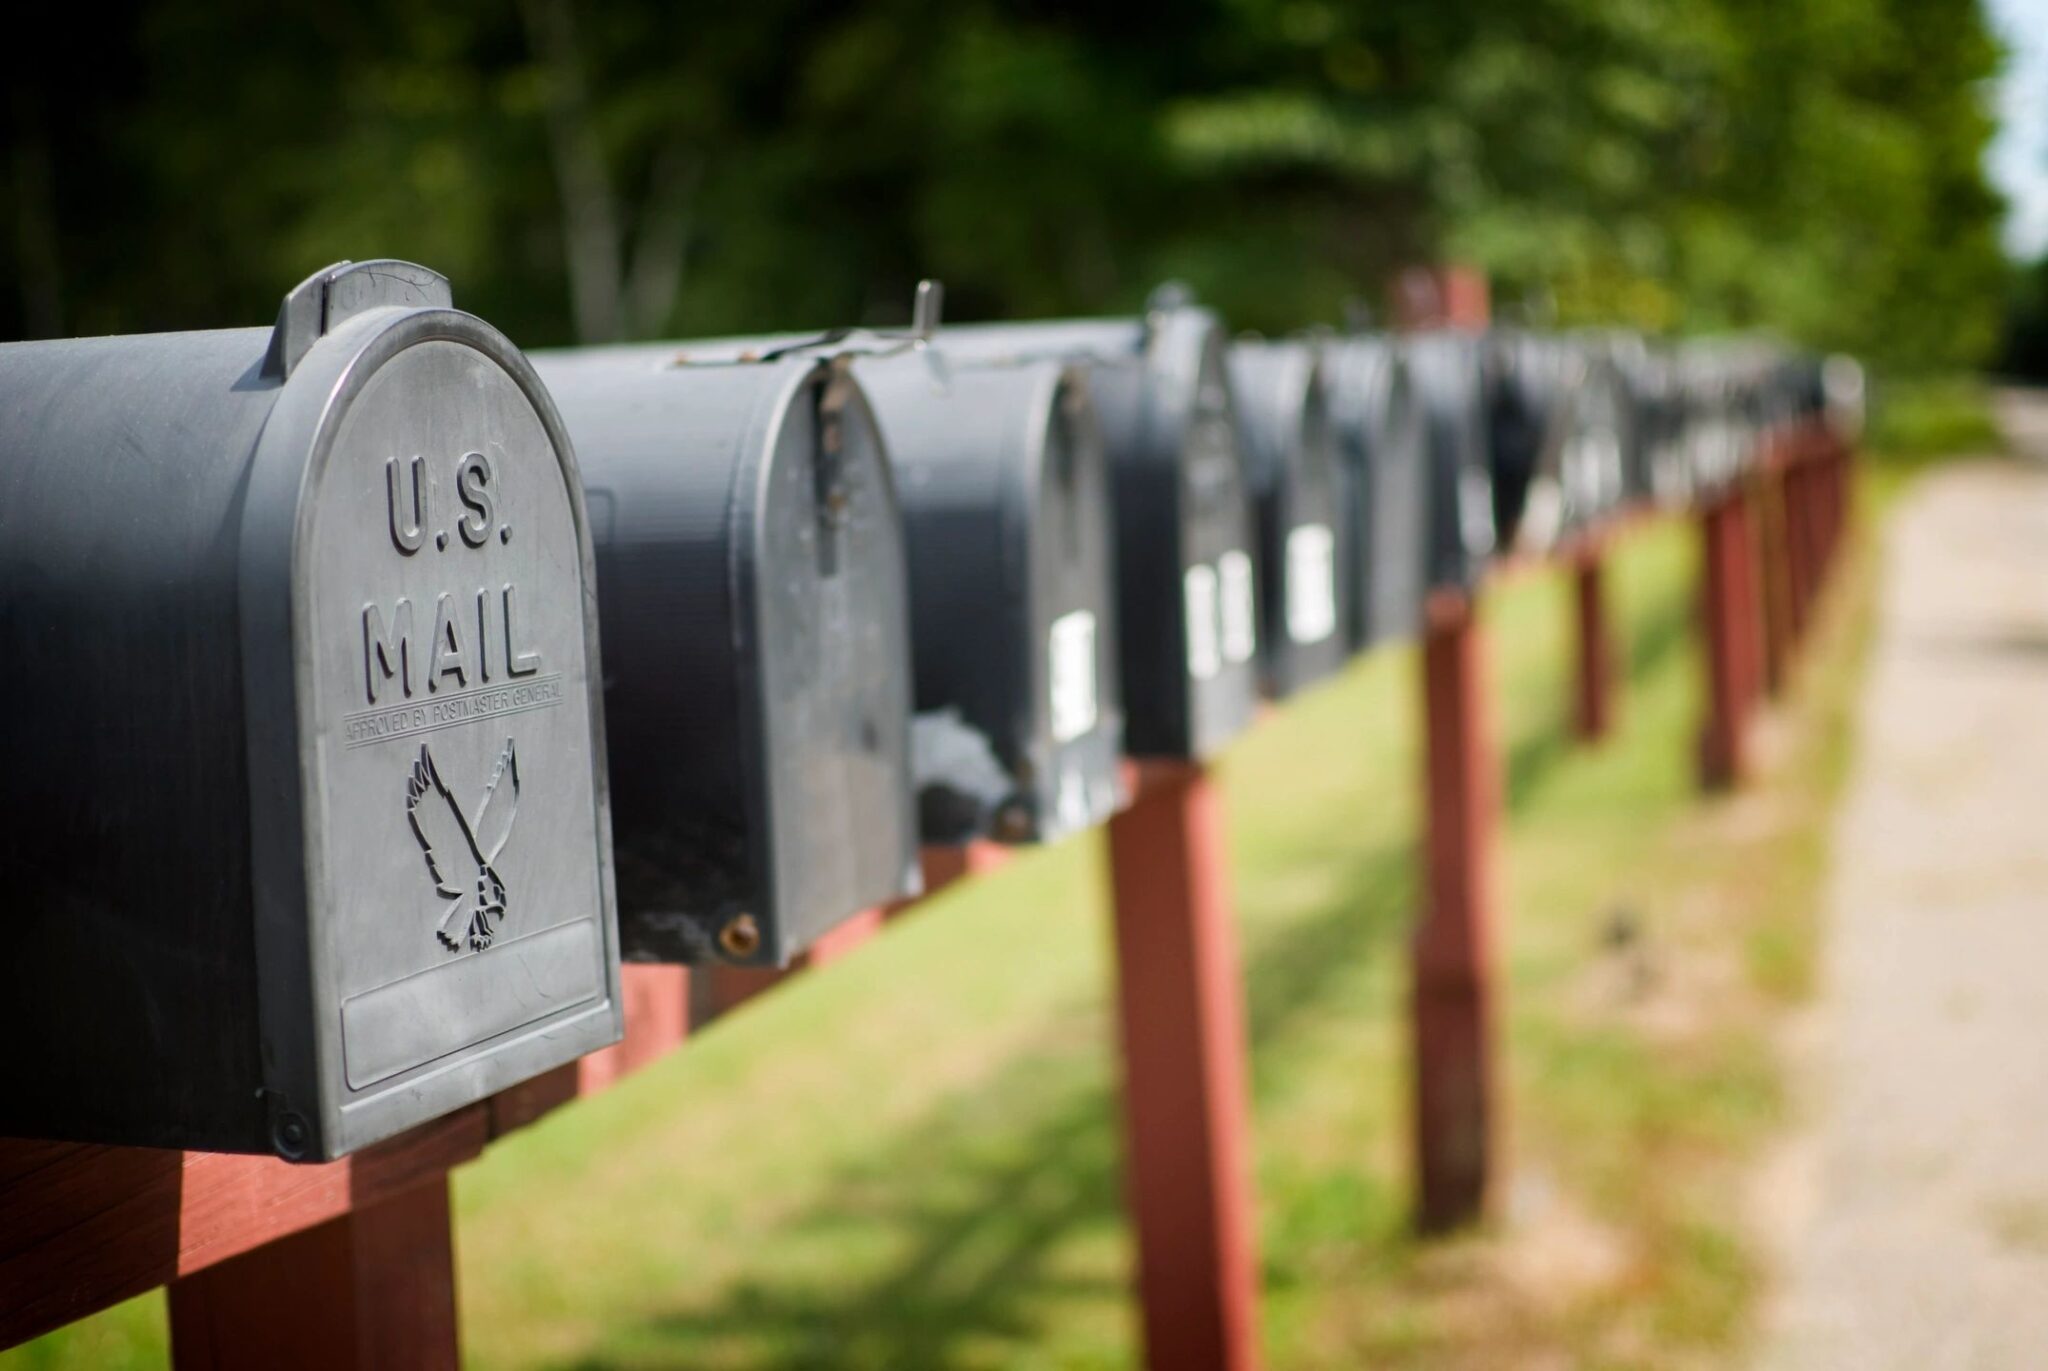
[5,502,1874,1370]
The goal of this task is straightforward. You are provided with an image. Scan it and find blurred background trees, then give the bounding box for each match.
[0,0,2012,369]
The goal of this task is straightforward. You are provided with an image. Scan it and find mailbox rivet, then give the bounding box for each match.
[717,913,762,960]
[273,1112,310,1160]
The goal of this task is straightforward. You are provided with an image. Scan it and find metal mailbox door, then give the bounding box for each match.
[857,350,1127,846]
[0,260,622,1159]
[1227,338,1353,696]
[1406,332,1498,592]
[532,344,919,967]
[939,297,1262,760]
[1328,335,1429,646]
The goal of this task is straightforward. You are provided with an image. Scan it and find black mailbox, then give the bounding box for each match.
[1326,334,1429,647]
[1676,345,1755,494]
[1405,332,1498,591]
[1226,339,1352,698]
[1489,335,1631,550]
[939,295,1261,760]
[853,347,1128,845]
[529,344,919,967]
[0,260,624,1159]
[1823,354,1866,441]
[1608,336,1694,507]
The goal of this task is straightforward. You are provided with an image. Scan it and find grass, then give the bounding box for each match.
[6,489,1882,1370]
[1863,373,2003,497]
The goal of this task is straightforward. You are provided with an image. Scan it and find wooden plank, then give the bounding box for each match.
[577,964,690,1095]
[168,1175,458,1371]
[1414,591,1502,1231]
[915,841,1013,899]
[1105,760,1262,1371]
[0,1108,486,1349]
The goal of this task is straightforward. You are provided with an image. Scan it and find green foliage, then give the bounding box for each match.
[0,0,2008,364]
[1865,373,2003,458]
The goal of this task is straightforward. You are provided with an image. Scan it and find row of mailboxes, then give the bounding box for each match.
[0,260,1847,1161]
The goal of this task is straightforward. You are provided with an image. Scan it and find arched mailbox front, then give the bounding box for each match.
[0,260,623,1160]
[1327,334,1427,647]
[530,345,919,967]
[854,348,1127,845]
[1406,332,1498,592]
[1676,344,1758,494]
[941,297,1261,760]
[1608,336,1693,508]
[1489,335,1630,551]
[1227,339,1352,698]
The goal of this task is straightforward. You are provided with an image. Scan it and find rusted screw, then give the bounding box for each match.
[718,913,762,960]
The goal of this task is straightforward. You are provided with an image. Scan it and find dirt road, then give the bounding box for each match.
[1759,424,2048,1368]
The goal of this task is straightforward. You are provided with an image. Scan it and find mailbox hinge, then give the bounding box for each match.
[263,259,455,381]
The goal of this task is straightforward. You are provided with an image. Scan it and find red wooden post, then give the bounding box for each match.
[1570,543,1616,743]
[1756,452,1793,697]
[578,964,690,1093]
[1392,264,1491,331]
[1784,457,1816,645]
[1698,487,1760,789]
[1105,761,1261,1371]
[168,1177,458,1371]
[1413,592,1502,1231]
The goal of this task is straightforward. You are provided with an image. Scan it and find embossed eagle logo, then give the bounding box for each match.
[405,738,520,953]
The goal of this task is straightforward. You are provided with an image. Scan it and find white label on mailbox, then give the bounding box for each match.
[1048,609,1099,743]
[1184,565,1221,681]
[1219,549,1257,665]
[1285,523,1337,644]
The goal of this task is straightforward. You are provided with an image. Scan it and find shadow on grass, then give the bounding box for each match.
[558,573,1697,1370]
[560,833,1416,1371]
[1505,571,1692,811]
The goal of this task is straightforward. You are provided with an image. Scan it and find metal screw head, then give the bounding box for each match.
[718,913,763,960]
[272,1112,311,1160]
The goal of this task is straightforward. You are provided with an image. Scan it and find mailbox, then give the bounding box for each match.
[1226,339,1352,697]
[1823,354,1866,441]
[1488,335,1630,551]
[854,348,1127,845]
[1608,335,1694,507]
[1326,334,1429,646]
[1405,332,1498,591]
[939,293,1261,759]
[1482,331,1548,548]
[0,260,623,1159]
[529,343,919,967]
[1676,344,1757,494]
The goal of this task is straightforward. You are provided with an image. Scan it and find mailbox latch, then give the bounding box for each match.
[264,259,454,380]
